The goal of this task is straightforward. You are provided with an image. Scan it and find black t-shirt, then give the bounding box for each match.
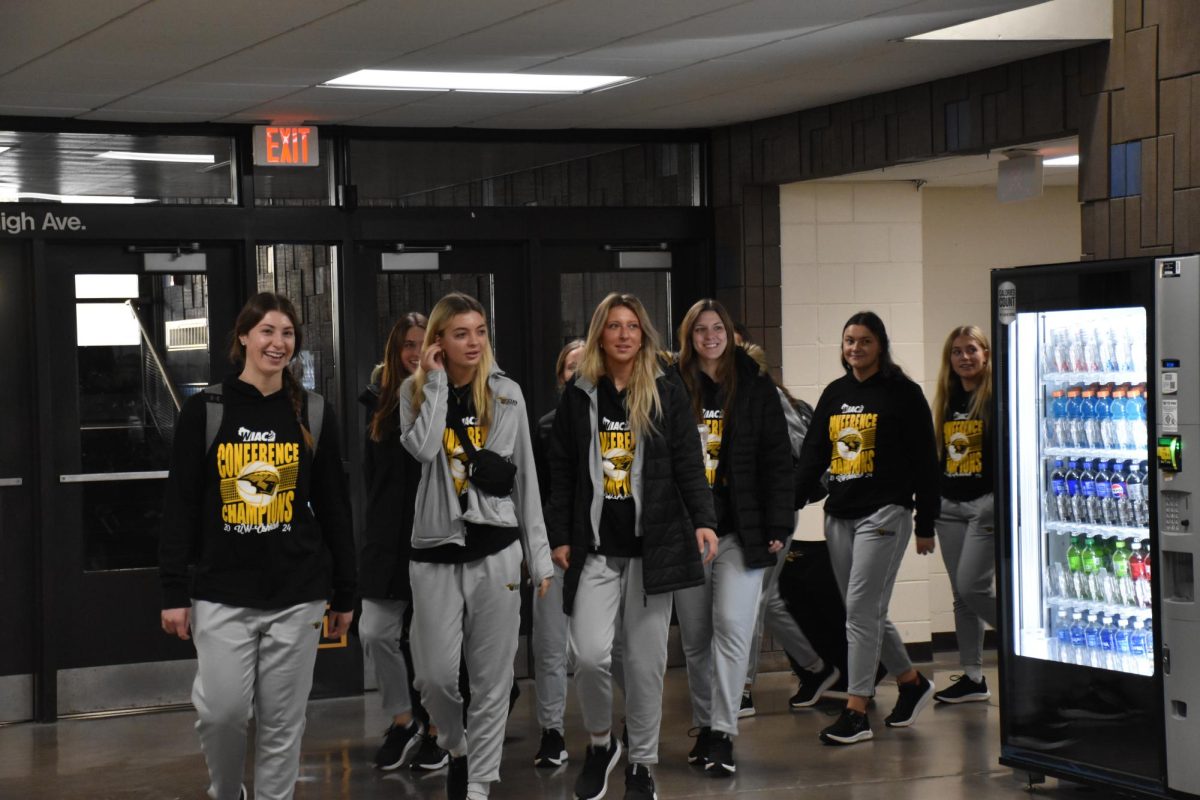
[410,386,518,564]
[596,377,640,557]
[940,383,992,502]
[699,374,734,536]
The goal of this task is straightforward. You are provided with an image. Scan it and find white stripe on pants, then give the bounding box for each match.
[936,494,997,672]
[824,505,914,697]
[359,598,414,719]
[191,599,326,800]
[570,554,671,765]
[745,533,823,683]
[674,535,766,735]
[532,563,569,732]
[409,540,522,785]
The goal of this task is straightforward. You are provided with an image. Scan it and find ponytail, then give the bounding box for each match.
[282,368,315,451]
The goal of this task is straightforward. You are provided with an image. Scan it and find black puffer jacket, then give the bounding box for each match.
[546,371,717,614]
[679,348,794,569]
[357,383,418,601]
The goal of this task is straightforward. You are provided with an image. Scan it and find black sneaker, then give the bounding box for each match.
[686,726,711,765]
[819,708,873,745]
[738,690,755,718]
[535,728,568,768]
[447,754,468,800]
[933,674,991,704]
[704,731,736,776]
[411,734,450,771]
[885,672,935,727]
[623,763,657,800]
[790,663,841,709]
[574,735,621,800]
[374,719,423,770]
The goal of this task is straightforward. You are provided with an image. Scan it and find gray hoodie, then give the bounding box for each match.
[398,365,553,583]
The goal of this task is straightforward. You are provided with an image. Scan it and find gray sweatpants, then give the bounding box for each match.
[825,505,914,697]
[409,540,523,786]
[359,598,414,719]
[745,536,823,683]
[936,494,997,674]
[532,564,569,732]
[674,535,765,735]
[570,554,672,765]
[191,599,326,800]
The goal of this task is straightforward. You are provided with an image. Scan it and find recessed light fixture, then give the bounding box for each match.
[16,191,157,204]
[1044,155,1080,167]
[96,151,215,164]
[322,69,638,94]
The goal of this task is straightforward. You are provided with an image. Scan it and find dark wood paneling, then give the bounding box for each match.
[1124,195,1141,256]
[1140,138,1159,245]
[1094,200,1112,259]
[710,128,732,207]
[1023,54,1066,139]
[1081,199,1096,257]
[744,285,764,327]
[1173,187,1200,251]
[744,245,764,288]
[1127,0,1144,29]
[1158,135,1175,242]
[1104,0,1127,91]
[1123,26,1160,141]
[1110,197,1127,256]
[1159,0,1200,79]
[1081,92,1111,201]
[1158,76,1191,187]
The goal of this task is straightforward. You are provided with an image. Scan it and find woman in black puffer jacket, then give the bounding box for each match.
[546,292,717,800]
[670,299,793,778]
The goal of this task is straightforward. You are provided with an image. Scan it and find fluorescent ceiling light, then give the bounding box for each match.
[16,191,157,204]
[1044,155,1079,166]
[323,69,637,94]
[96,151,215,164]
[0,146,11,155]
[906,0,1111,42]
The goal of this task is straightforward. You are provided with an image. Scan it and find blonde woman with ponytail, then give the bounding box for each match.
[398,292,552,800]
[159,292,355,800]
[930,325,997,704]
[546,292,718,800]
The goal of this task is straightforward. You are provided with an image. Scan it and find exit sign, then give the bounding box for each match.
[252,126,319,167]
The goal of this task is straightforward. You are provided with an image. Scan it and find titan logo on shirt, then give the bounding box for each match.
[444,416,487,495]
[944,416,983,476]
[829,412,878,480]
[216,439,300,532]
[702,408,724,487]
[600,415,634,499]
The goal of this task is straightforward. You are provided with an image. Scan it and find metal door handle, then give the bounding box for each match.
[0,477,22,487]
[59,471,169,483]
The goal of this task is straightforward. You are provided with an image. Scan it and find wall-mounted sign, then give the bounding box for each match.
[253,126,319,167]
[1,210,86,235]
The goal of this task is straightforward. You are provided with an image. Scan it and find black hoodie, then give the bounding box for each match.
[794,369,939,537]
[158,375,356,612]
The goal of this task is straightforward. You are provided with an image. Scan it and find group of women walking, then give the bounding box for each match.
[158,288,997,800]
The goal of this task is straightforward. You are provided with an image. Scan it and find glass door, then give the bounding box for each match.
[0,242,35,722]
[42,243,238,716]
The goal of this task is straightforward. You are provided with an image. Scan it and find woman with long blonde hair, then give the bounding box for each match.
[399,292,552,800]
[930,325,997,704]
[546,292,718,800]
[670,299,793,777]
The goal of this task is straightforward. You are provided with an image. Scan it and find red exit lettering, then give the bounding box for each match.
[265,127,311,165]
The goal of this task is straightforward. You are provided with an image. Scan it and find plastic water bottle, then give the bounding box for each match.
[1081,460,1100,524]
[1051,329,1072,373]
[1115,617,1132,654]
[1065,387,1085,448]
[1100,614,1116,651]
[1070,611,1087,647]
[1127,460,1148,527]
[1069,329,1087,373]
[1081,386,1100,448]
[1141,545,1153,608]
[1110,386,1130,449]
[1066,535,1084,598]
[1050,459,1069,521]
[1080,535,1100,599]
[1085,612,1102,649]
[1083,330,1102,373]
[1130,619,1148,657]
[1095,385,1115,448]
[1065,460,1084,523]
[1095,460,1116,525]
[1129,386,1148,451]
[1112,463,1134,527]
[1111,539,1133,605]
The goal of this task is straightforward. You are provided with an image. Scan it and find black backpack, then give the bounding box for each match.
[201,383,324,454]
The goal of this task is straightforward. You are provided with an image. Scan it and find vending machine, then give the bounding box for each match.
[993,255,1200,798]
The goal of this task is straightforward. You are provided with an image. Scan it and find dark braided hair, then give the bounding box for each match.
[228,292,314,450]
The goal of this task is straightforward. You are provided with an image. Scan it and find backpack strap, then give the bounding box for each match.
[305,391,324,456]
[202,383,224,454]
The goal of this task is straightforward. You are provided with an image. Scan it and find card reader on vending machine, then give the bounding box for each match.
[1159,435,1183,472]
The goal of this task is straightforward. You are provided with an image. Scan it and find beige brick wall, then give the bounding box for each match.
[779,180,1081,643]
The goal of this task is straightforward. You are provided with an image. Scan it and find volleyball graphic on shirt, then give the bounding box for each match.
[943,418,983,476]
[829,411,878,477]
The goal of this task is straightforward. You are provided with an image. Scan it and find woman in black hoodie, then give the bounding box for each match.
[159,292,355,800]
[671,299,793,777]
[794,310,939,747]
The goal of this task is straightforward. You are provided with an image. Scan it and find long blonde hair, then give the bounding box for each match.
[577,292,664,440]
[933,325,992,452]
[409,293,495,429]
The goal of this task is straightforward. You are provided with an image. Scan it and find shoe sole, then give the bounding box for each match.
[790,666,842,709]
[686,753,709,765]
[820,729,873,745]
[412,754,449,771]
[705,761,736,776]
[885,681,936,728]
[377,734,423,771]
[737,706,756,718]
[934,691,991,705]
[535,750,569,768]
[574,740,622,800]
